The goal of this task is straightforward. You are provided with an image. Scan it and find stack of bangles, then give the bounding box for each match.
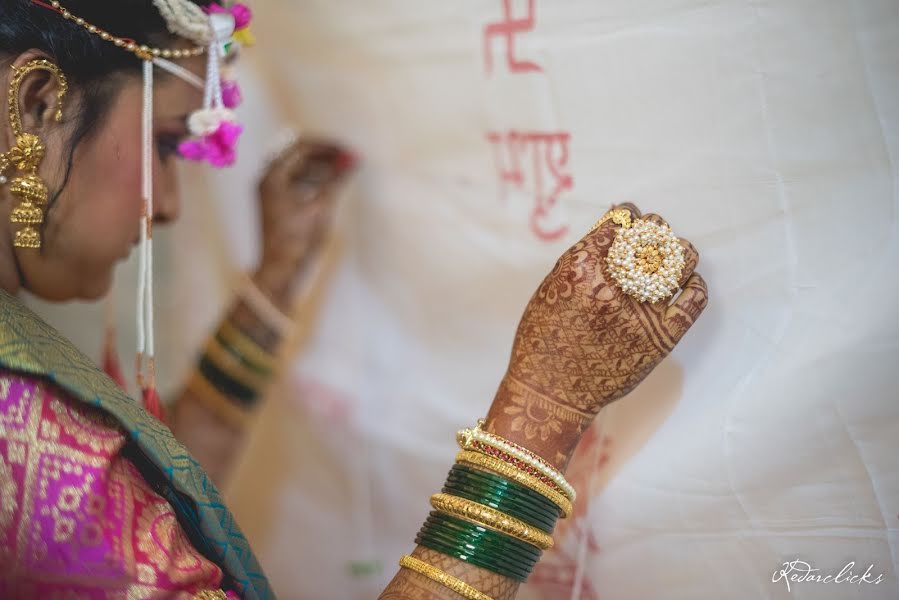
[185,275,292,428]
[400,420,576,599]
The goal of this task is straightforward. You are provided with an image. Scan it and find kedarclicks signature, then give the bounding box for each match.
[772,560,884,592]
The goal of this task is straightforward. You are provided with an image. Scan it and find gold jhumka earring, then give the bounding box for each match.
[0,59,68,249]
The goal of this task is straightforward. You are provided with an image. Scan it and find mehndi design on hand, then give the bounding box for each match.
[487,204,708,470]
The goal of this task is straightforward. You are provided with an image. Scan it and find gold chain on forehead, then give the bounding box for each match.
[44,0,206,61]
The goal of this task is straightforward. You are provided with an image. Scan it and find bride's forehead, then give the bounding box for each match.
[162,52,207,81]
[155,56,204,92]
[155,77,204,114]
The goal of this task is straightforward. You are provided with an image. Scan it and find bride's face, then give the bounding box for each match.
[9,55,205,301]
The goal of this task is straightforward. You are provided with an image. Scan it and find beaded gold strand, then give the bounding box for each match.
[45,0,206,60]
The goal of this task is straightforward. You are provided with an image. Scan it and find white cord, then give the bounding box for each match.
[203,38,217,109]
[211,46,223,108]
[153,57,205,90]
[202,36,226,111]
[136,61,150,360]
[135,11,233,380]
[138,59,155,368]
[145,60,155,359]
[204,12,235,111]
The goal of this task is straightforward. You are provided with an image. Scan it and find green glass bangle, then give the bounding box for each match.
[447,464,562,521]
[450,464,563,518]
[214,331,273,377]
[197,356,258,406]
[450,464,563,519]
[416,528,534,582]
[423,514,540,561]
[445,472,559,522]
[426,512,541,555]
[422,512,541,580]
[423,514,541,566]
[441,480,557,533]
[417,530,535,582]
[442,476,558,533]
[416,535,530,582]
[421,522,539,569]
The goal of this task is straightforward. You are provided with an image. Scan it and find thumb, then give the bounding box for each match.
[259,140,309,194]
[583,202,642,255]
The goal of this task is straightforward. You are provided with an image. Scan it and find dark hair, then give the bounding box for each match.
[0,0,212,240]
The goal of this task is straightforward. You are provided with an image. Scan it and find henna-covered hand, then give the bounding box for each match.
[378,204,708,600]
[253,138,355,310]
[487,204,708,470]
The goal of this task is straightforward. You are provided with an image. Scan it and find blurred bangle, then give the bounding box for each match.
[236,273,294,334]
[430,493,553,550]
[214,331,271,376]
[217,320,279,374]
[456,450,572,517]
[399,555,494,600]
[458,421,576,502]
[204,337,271,392]
[198,356,258,405]
[184,372,253,429]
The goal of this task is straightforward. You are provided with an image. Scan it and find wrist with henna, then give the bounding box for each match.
[168,291,288,482]
[250,263,300,316]
[226,266,303,352]
[228,295,284,355]
[171,286,286,433]
[484,207,706,472]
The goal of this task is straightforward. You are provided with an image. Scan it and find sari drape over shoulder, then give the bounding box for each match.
[0,290,274,599]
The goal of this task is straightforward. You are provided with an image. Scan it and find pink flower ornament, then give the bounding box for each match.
[222,80,242,109]
[178,108,243,168]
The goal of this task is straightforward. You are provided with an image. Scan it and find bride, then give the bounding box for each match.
[0,1,708,598]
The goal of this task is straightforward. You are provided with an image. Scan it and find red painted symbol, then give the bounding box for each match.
[486,130,574,241]
[483,0,542,75]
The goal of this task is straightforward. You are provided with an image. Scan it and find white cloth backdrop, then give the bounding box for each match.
[27,0,899,598]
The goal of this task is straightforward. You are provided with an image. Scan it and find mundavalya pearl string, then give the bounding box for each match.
[136,58,157,411]
[135,56,206,417]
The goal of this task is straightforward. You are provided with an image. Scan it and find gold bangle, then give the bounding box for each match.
[458,420,576,502]
[237,273,295,334]
[204,337,270,392]
[430,493,554,550]
[399,555,495,600]
[218,320,279,373]
[456,450,573,518]
[184,372,253,430]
